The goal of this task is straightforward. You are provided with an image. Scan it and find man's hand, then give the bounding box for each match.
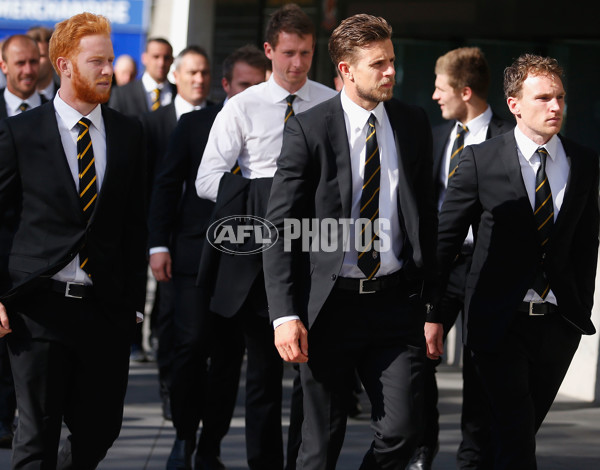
[150,252,172,282]
[425,322,444,360]
[274,319,308,363]
[0,302,12,338]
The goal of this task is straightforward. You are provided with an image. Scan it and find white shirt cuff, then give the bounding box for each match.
[149,246,169,256]
[272,315,300,330]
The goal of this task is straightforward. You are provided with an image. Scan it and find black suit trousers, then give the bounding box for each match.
[169,274,244,451]
[6,290,130,470]
[420,252,492,469]
[297,284,426,470]
[471,312,580,470]
[230,274,284,470]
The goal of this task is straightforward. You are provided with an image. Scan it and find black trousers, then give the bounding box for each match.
[169,274,244,459]
[297,284,426,470]
[420,252,492,469]
[229,274,285,470]
[6,289,131,470]
[471,311,580,470]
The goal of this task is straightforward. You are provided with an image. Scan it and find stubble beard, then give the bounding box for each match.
[356,77,395,105]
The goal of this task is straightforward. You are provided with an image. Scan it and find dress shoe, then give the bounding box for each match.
[406,444,438,470]
[0,421,13,449]
[166,438,195,470]
[195,454,226,470]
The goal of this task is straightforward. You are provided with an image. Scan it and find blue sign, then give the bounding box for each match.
[0,0,150,33]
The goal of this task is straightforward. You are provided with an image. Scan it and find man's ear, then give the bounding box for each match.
[56,56,71,79]
[507,96,520,117]
[339,61,352,82]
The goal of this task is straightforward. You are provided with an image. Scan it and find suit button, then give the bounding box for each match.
[331,274,337,281]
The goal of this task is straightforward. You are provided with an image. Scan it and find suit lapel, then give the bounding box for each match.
[135,81,149,112]
[553,136,581,234]
[326,96,352,218]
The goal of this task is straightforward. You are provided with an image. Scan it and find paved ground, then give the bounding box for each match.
[1,361,599,469]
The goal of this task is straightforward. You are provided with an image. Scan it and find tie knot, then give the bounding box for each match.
[286,94,296,106]
[18,102,29,113]
[368,113,376,128]
[77,117,91,131]
[457,123,468,136]
[536,147,548,165]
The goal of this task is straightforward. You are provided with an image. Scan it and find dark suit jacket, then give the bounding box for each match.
[141,103,178,189]
[108,79,177,117]
[432,112,514,204]
[0,91,48,293]
[148,105,221,276]
[263,95,437,328]
[0,102,148,329]
[435,132,599,352]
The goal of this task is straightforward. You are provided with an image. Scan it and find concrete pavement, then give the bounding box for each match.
[1,362,599,469]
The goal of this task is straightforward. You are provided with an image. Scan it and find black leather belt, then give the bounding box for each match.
[335,271,404,294]
[517,301,558,316]
[46,280,95,299]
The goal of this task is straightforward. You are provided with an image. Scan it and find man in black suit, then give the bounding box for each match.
[264,14,437,470]
[109,37,175,116]
[142,45,212,184]
[0,12,147,469]
[0,33,45,449]
[26,26,61,100]
[426,54,599,470]
[409,47,513,470]
[149,44,268,470]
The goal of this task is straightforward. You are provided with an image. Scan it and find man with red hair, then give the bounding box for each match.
[0,12,146,469]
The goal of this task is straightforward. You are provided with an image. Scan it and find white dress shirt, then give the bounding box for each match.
[339,89,403,278]
[52,92,107,285]
[195,75,336,202]
[514,126,569,305]
[141,71,173,110]
[438,106,494,245]
[3,88,42,117]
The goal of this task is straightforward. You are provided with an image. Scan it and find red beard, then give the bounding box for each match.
[72,61,112,104]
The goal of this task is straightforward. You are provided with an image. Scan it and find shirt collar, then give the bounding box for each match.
[141,72,166,93]
[514,125,559,163]
[174,94,205,120]
[340,87,385,132]
[3,87,42,112]
[266,74,312,104]
[53,91,105,137]
[459,105,492,136]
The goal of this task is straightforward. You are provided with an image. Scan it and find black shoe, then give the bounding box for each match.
[406,445,438,470]
[0,421,13,449]
[195,454,226,470]
[166,438,195,470]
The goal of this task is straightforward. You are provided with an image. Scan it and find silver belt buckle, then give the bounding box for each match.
[359,278,376,294]
[529,301,545,316]
[65,281,85,299]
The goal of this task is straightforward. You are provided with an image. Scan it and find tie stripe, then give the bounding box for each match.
[76,117,97,277]
[531,147,553,298]
[284,94,296,126]
[358,114,381,279]
[151,88,161,111]
[18,102,29,113]
[448,124,468,179]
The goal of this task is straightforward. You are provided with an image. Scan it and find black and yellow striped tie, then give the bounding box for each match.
[532,147,554,299]
[18,102,29,113]
[77,117,97,276]
[284,94,296,127]
[358,114,381,279]
[448,123,468,179]
[151,87,161,111]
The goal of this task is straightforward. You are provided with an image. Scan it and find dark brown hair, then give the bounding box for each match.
[265,3,315,48]
[504,54,563,99]
[328,14,392,68]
